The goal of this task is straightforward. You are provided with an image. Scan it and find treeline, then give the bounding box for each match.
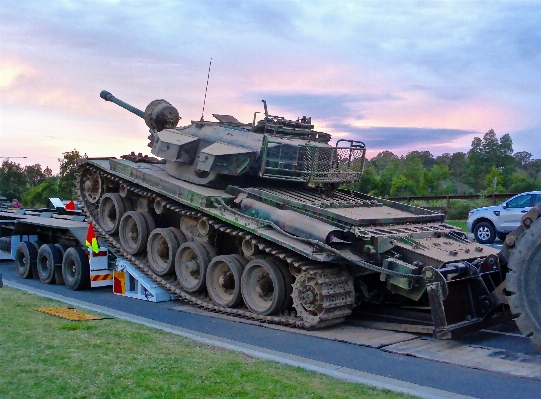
[352,129,541,196]
[0,150,81,207]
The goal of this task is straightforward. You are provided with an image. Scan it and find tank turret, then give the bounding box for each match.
[100,90,366,187]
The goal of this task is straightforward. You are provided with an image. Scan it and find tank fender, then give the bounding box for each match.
[240,198,347,244]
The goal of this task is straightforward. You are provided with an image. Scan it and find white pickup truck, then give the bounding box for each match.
[467,191,541,244]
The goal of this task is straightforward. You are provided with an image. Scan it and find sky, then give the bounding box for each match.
[1,0,541,173]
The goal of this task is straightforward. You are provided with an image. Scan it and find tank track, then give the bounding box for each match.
[76,164,355,329]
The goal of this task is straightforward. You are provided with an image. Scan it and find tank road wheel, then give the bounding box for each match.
[271,259,294,311]
[62,247,90,290]
[507,218,541,351]
[241,259,285,316]
[15,241,37,279]
[175,242,213,292]
[147,228,179,275]
[292,267,355,328]
[168,227,187,247]
[98,193,132,234]
[206,255,245,307]
[37,244,62,284]
[119,211,151,255]
[81,170,104,204]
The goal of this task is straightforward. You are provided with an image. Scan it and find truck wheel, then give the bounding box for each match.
[241,259,285,315]
[147,228,179,275]
[206,255,244,307]
[37,244,61,284]
[474,221,496,244]
[507,218,541,351]
[99,193,132,234]
[119,211,150,255]
[0,237,10,252]
[175,242,212,292]
[62,247,90,290]
[15,241,37,279]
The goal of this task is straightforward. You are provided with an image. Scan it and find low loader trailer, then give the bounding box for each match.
[0,208,171,302]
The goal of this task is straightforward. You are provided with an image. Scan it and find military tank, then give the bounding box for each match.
[76,90,511,336]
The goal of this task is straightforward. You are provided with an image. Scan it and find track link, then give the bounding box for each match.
[77,164,355,329]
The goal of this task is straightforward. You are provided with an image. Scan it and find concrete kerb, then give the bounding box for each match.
[4,279,477,399]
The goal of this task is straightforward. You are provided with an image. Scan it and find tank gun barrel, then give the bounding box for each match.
[100,90,145,118]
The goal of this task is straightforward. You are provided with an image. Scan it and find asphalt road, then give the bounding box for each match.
[1,260,540,399]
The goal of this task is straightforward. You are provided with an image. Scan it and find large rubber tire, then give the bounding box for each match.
[53,244,68,284]
[119,211,151,255]
[98,193,132,234]
[507,218,541,351]
[241,259,285,316]
[62,247,90,291]
[474,221,496,244]
[0,236,11,252]
[15,241,37,279]
[175,242,212,292]
[147,228,179,275]
[37,244,62,284]
[206,255,245,307]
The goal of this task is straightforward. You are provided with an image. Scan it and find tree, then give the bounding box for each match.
[24,164,47,186]
[405,151,435,169]
[514,151,533,168]
[58,149,81,199]
[22,178,60,208]
[425,164,452,195]
[371,151,399,173]
[463,129,515,192]
[0,159,28,202]
[353,164,378,194]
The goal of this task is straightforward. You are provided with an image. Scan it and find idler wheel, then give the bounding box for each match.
[147,228,179,275]
[206,255,245,307]
[119,211,151,255]
[62,247,90,291]
[241,259,285,315]
[37,244,62,284]
[81,171,104,204]
[175,242,214,292]
[98,193,132,234]
[15,241,37,279]
[507,218,541,351]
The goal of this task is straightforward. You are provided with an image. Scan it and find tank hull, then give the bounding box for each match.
[77,157,510,336]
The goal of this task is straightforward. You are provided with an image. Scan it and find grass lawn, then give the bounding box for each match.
[445,220,468,232]
[0,287,416,399]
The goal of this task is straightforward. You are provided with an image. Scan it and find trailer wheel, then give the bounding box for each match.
[62,247,90,290]
[147,228,179,275]
[175,242,212,292]
[15,241,37,279]
[119,211,150,255]
[241,259,285,315]
[507,218,541,351]
[206,255,245,307]
[37,244,62,284]
[0,237,11,252]
[99,193,132,234]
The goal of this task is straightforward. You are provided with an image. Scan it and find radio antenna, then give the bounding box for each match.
[200,58,212,122]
